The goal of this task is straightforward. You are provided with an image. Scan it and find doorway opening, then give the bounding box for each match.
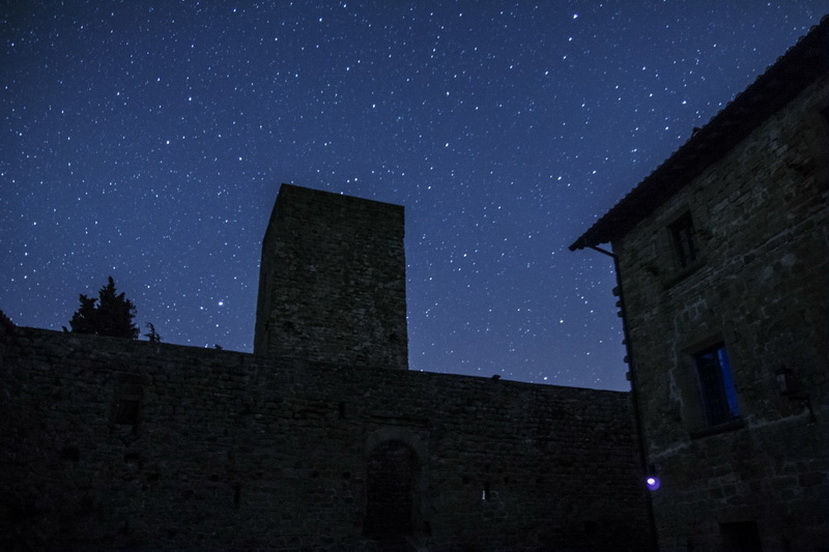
[363,440,419,544]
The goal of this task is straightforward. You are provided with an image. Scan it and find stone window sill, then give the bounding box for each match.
[662,257,706,289]
[689,418,745,440]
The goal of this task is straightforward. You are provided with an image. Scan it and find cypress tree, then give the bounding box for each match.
[69,276,139,339]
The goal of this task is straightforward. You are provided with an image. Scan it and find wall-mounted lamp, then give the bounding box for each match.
[775,365,796,396]
[645,464,660,491]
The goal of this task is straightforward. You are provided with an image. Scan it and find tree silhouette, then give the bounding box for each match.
[69,277,139,339]
[69,294,98,334]
[144,322,161,343]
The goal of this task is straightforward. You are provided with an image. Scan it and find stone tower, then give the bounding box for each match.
[254,184,408,369]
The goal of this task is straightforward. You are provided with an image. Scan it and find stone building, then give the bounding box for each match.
[0,184,652,551]
[254,184,408,369]
[571,17,829,552]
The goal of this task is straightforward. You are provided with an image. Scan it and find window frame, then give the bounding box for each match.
[668,211,698,269]
[659,207,706,289]
[693,342,741,429]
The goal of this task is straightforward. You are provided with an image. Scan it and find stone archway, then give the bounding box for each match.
[363,439,419,544]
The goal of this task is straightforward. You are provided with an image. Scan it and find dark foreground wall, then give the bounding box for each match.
[0,320,651,551]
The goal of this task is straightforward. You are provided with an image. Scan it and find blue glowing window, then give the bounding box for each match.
[694,343,740,426]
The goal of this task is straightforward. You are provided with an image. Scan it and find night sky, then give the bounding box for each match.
[3,2,826,390]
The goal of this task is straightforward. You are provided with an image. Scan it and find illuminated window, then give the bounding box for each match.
[694,343,740,426]
[669,212,698,268]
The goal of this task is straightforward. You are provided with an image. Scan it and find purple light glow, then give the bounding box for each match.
[645,476,661,491]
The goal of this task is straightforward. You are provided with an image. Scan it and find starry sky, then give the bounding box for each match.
[3,2,827,390]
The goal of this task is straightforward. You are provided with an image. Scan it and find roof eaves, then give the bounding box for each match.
[569,15,829,252]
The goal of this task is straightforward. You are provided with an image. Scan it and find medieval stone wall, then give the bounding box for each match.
[0,321,651,551]
[613,75,829,550]
[254,184,408,370]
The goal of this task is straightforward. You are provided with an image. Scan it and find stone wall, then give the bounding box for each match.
[254,184,408,370]
[614,75,829,550]
[0,321,651,551]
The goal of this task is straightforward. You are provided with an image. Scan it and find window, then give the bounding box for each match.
[113,398,140,425]
[112,374,143,427]
[694,343,740,426]
[669,212,698,268]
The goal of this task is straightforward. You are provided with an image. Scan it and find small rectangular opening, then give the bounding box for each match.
[113,398,140,425]
[112,375,144,426]
[669,211,698,268]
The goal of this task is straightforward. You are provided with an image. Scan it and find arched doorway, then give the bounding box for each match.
[363,440,419,545]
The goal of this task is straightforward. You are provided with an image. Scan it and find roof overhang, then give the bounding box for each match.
[570,15,829,252]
